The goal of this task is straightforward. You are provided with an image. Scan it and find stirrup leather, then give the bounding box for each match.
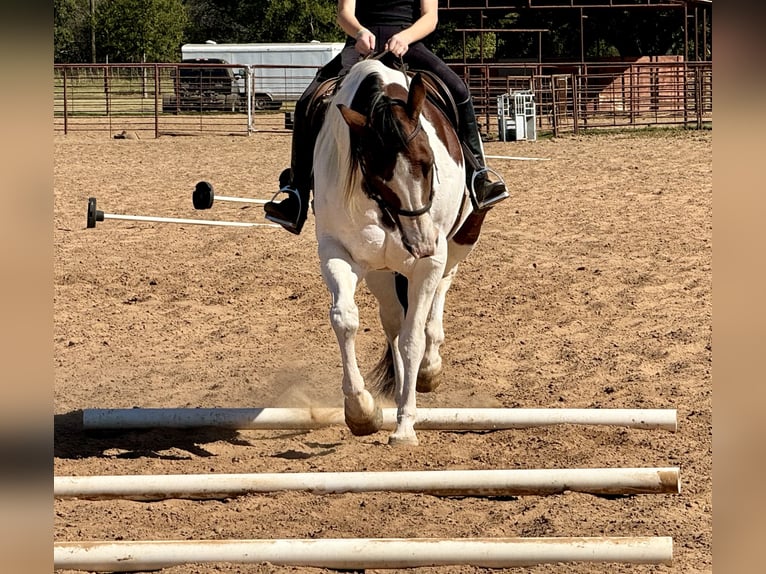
[469,167,510,211]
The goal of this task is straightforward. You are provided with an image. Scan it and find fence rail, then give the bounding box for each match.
[54,61,712,139]
[457,60,712,136]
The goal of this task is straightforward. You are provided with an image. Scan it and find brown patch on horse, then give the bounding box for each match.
[451,210,488,246]
[338,104,366,135]
[422,104,463,166]
[383,80,433,186]
[385,79,462,166]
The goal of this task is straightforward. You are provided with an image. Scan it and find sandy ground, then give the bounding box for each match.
[54,127,711,573]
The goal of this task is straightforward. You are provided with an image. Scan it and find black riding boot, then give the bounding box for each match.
[263,138,312,235]
[264,95,315,234]
[263,170,311,235]
[457,99,509,211]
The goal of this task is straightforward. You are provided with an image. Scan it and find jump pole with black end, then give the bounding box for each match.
[192,180,268,210]
[54,536,673,571]
[86,197,279,229]
[82,407,678,432]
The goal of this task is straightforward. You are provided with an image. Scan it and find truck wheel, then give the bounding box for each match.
[253,96,270,110]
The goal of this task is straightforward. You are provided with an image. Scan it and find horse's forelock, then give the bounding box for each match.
[328,61,417,207]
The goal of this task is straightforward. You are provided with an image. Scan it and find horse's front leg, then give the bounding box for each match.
[389,256,446,446]
[417,266,458,393]
[319,240,382,436]
[420,242,474,391]
[365,270,406,398]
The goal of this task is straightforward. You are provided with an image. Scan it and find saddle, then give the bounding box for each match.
[409,68,460,132]
[301,68,460,137]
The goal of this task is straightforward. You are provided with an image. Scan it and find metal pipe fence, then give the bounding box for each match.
[455,60,712,137]
[54,61,711,139]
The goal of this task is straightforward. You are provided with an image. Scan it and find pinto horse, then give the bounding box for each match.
[313,58,491,446]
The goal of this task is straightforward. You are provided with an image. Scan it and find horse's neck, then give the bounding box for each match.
[407,69,459,132]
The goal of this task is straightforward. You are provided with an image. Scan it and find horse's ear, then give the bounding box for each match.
[406,73,426,121]
[338,104,367,136]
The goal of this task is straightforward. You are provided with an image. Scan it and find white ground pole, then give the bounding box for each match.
[212,195,268,204]
[54,467,680,501]
[54,536,673,571]
[99,213,280,228]
[82,407,677,431]
[485,155,551,161]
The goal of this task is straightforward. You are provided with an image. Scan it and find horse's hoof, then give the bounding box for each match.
[416,372,442,393]
[388,433,419,447]
[345,405,383,436]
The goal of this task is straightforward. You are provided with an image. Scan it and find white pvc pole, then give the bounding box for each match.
[54,537,673,571]
[213,195,268,204]
[485,155,551,161]
[54,467,680,501]
[101,213,280,228]
[82,407,677,431]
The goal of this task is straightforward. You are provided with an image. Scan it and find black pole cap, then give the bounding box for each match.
[192,181,215,210]
[86,197,105,228]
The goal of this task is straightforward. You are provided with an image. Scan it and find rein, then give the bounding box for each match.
[365,49,411,89]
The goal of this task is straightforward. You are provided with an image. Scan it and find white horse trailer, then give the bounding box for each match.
[181,42,344,109]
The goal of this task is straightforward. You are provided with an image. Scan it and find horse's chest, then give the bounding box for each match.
[336,225,410,272]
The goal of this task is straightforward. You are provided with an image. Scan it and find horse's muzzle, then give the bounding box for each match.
[401,219,438,259]
[407,242,435,259]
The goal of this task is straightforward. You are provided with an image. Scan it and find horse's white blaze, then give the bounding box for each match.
[313,59,474,445]
[389,157,437,259]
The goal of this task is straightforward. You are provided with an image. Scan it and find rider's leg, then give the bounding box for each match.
[263,84,317,235]
[456,97,509,211]
[264,50,354,234]
[402,43,508,211]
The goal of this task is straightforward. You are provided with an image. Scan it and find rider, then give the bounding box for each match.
[264,0,508,235]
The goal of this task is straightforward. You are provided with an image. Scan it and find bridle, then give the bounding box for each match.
[346,50,441,256]
[355,97,435,224]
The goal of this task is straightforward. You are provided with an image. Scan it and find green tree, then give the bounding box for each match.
[183,0,260,44]
[585,9,685,58]
[96,0,188,62]
[431,11,497,61]
[54,0,92,63]
[258,0,342,43]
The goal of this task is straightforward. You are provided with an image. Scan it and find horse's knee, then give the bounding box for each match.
[329,303,358,337]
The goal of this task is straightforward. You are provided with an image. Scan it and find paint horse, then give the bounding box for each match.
[313,58,492,446]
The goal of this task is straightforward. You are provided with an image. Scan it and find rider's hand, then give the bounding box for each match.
[384,33,409,58]
[355,29,375,55]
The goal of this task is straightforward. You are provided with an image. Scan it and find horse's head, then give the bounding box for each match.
[337,72,438,259]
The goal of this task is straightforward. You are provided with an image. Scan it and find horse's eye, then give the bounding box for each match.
[421,164,431,179]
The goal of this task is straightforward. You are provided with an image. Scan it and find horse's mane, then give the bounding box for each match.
[322,60,411,208]
[354,76,413,152]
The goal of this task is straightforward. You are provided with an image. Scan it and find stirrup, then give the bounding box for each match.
[264,185,305,235]
[469,167,510,211]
